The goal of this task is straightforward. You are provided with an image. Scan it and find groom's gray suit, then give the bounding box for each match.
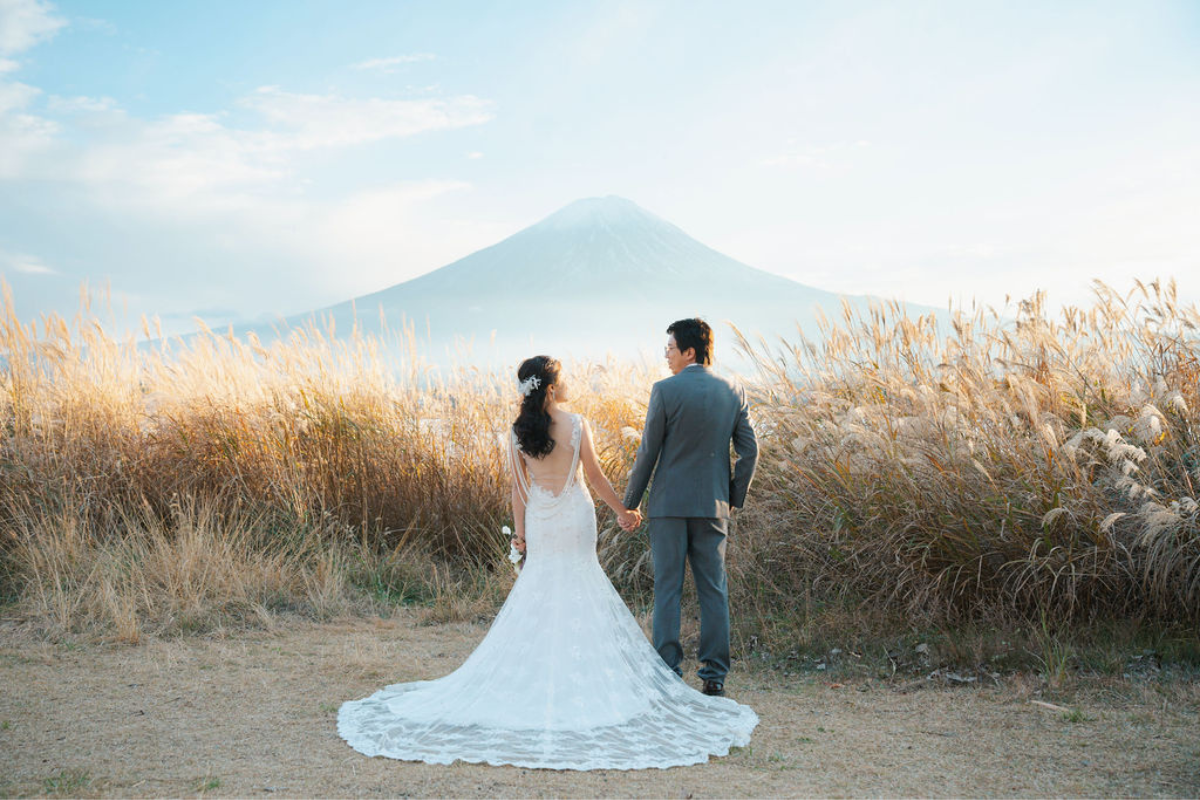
[623,364,758,684]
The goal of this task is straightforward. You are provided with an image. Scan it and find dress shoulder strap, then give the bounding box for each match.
[569,413,583,453]
[564,414,583,487]
[508,429,531,502]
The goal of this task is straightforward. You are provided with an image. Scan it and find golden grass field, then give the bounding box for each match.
[0,278,1197,672]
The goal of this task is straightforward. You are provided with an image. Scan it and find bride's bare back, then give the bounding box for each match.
[518,410,580,495]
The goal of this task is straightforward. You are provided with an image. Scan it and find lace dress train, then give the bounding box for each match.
[337,414,758,770]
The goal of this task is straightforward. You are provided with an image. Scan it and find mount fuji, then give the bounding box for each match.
[242,196,922,366]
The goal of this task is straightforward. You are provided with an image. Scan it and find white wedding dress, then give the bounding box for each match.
[337,413,758,770]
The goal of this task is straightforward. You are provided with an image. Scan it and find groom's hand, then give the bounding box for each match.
[618,507,642,532]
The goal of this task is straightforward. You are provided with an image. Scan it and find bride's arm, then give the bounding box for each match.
[511,481,527,553]
[508,435,528,553]
[580,419,639,528]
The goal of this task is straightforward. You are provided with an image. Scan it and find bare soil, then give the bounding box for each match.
[1,611,1197,798]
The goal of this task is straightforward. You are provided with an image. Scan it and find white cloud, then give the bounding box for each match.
[0,81,500,322]
[240,86,492,151]
[72,15,115,36]
[58,87,493,203]
[47,94,117,113]
[0,1,65,177]
[0,0,65,57]
[351,53,436,72]
[0,75,35,112]
[0,77,56,176]
[2,251,56,275]
[466,151,483,159]
[0,4,499,329]
[73,111,284,199]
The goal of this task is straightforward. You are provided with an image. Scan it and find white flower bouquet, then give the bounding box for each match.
[503,525,523,574]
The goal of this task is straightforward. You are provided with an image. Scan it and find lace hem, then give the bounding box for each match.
[337,704,758,771]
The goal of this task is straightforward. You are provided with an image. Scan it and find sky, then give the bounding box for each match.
[1,0,1198,335]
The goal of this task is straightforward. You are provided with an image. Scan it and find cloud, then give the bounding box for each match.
[466,151,483,159]
[71,111,283,199]
[0,75,35,112]
[1,79,500,322]
[47,94,117,113]
[351,53,436,72]
[2,250,56,275]
[54,86,493,203]
[240,85,492,150]
[0,2,507,327]
[71,15,116,36]
[0,0,65,57]
[0,1,66,176]
[0,7,488,194]
[0,78,56,176]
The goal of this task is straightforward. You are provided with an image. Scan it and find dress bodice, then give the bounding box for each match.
[520,414,595,559]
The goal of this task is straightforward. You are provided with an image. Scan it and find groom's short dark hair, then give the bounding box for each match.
[667,318,713,365]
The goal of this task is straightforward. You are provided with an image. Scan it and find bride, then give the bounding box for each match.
[338,355,758,770]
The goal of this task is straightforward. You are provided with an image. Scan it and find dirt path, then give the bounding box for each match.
[1,612,1197,798]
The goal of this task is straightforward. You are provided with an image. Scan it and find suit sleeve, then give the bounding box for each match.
[729,384,758,509]
[622,383,667,509]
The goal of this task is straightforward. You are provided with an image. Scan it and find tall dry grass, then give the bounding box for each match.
[1,278,1197,650]
[0,285,651,640]
[734,278,1199,628]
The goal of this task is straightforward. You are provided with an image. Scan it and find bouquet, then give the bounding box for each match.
[503,525,524,575]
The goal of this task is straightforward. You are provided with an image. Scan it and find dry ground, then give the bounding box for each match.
[1,611,1197,798]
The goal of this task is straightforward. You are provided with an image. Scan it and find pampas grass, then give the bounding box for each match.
[733,278,1199,628]
[1,278,1197,649]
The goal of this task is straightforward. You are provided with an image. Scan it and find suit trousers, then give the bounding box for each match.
[648,516,730,683]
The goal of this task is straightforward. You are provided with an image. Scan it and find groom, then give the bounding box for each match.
[621,318,758,697]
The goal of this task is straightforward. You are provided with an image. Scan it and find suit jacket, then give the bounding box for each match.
[622,364,758,519]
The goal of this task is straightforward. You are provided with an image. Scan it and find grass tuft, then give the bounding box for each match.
[42,769,90,796]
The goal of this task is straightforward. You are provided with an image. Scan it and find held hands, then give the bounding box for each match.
[617,506,642,532]
[511,533,526,554]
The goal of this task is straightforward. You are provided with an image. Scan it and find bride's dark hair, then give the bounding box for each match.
[512,355,561,458]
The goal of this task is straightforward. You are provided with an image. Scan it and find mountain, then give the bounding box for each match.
[240,196,925,367]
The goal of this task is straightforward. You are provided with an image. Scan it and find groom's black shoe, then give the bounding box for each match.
[701,679,725,697]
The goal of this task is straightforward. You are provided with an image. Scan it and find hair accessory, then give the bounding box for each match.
[517,375,541,397]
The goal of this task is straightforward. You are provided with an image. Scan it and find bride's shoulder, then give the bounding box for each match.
[547,410,584,437]
[560,411,589,438]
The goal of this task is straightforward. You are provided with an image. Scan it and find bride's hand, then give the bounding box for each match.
[618,507,642,532]
[512,535,526,554]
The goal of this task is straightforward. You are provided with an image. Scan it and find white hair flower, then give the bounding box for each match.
[518,375,541,397]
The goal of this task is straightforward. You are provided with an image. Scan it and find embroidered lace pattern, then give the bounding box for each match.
[338,413,758,770]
